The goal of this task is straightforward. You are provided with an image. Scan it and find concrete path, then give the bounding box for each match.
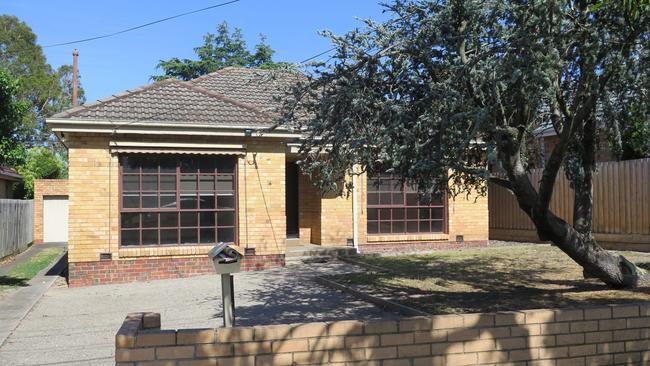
[0,243,67,348]
[0,259,399,366]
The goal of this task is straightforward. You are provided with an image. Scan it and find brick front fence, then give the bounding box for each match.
[116,303,650,365]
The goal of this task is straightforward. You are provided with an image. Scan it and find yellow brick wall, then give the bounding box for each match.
[66,133,288,263]
[319,188,353,246]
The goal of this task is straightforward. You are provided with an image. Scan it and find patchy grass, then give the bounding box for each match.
[0,248,63,293]
[332,245,650,314]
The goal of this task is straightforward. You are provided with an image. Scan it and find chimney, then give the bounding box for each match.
[72,49,79,107]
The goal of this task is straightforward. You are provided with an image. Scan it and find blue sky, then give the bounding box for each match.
[4,1,388,102]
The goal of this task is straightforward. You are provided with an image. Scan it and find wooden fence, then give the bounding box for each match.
[489,158,650,251]
[0,199,34,259]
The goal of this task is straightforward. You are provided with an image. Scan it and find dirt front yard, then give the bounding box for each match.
[332,244,650,314]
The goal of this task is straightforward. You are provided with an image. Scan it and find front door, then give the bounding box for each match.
[285,162,299,238]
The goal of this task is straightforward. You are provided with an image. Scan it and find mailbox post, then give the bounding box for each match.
[208,243,242,327]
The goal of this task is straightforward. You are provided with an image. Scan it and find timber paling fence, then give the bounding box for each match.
[489,158,650,251]
[0,199,34,259]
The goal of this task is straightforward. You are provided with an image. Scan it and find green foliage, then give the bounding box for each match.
[281,0,649,196]
[152,21,289,81]
[0,15,85,155]
[0,68,29,167]
[16,147,66,198]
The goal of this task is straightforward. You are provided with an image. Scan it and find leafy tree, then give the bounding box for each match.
[16,147,66,198]
[152,21,289,81]
[0,68,29,167]
[0,15,84,152]
[281,0,650,288]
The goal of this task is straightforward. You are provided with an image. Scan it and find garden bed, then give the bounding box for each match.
[329,244,650,314]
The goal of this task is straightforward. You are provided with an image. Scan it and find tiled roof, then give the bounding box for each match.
[191,67,303,114]
[0,166,22,181]
[52,78,272,127]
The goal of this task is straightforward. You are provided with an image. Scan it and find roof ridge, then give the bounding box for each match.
[176,81,273,118]
[52,78,179,118]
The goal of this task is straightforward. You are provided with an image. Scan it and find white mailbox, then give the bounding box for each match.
[208,243,243,327]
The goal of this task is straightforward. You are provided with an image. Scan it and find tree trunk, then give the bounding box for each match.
[531,209,643,288]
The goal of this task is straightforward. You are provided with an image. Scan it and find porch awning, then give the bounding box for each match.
[109,141,246,155]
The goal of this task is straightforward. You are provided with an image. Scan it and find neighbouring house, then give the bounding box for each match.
[46,67,489,286]
[0,166,22,198]
[534,123,616,167]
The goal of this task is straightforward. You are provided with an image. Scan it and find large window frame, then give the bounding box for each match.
[118,155,238,247]
[366,175,448,235]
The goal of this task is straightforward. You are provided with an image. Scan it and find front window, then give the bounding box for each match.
[367,176,447,234]
[119,155,237,246]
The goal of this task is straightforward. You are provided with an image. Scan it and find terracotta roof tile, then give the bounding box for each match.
[52,78,272,127]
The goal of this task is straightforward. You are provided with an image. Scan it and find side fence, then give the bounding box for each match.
[0,199,34,259]
[489,158,650,251]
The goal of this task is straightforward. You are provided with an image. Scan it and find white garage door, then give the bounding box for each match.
[43,195,68,243]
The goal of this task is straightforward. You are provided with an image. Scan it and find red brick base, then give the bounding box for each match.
[68,254,285,287]
[358,240,488,253]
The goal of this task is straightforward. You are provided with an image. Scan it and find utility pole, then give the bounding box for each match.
[72,49,79,107]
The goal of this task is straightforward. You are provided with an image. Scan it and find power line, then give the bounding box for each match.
[299,47,336,64]
[43,0,240,48]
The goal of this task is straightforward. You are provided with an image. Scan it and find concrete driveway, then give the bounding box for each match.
[0,260,397,366]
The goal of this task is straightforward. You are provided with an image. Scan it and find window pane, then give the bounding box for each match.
[368,178,380,191]
[199,175,215,190]
[367,221,378,234]
[160,229,178,244]
[216,158,235,173]
[200,212,215,227]
[199,158,216,172]
[121,213,139,228]
[181,175,197,191]
[407,208,418,220]
[180,194,197,209]
[141,157,158,173]
[407,221,418,233]
[431,221,443,232]
[216,227,235,243]
[160,193,177,208]
[160,175,176,190]
[121,230,139,246]
[123,193,139,208]
[419,220,430,233]
[142,230,158,245]
[200,228,215,243]
[180,212,198,227]
[181,228,198,244]
[217,211,235,227]
[432,208,444,220]
[379,209,391,220]
[392,221,405,233]
[419,208,430,219]
[392,208,404,220]
[217,195,235,209]
[430,194,443,205]
[367,208,378,221]
[122,175,139,191]
[217,175,234,191]
[142,213,158,228]
[380,222,391,233]
[142,194,157,208]
[181,159,198,173]
[159,157,176,173]
[142,175,158,191]
[379,193,391,205]
[392,193,404,205]
[160,212,178,227]
[367,193,378,205]
[200,194,215,209]
[406,193,418,205]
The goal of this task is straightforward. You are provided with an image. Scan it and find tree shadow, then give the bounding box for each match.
[0,276,29,287]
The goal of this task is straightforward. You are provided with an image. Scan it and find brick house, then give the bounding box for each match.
[46,67,489,286]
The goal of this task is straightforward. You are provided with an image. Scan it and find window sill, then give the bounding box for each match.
[366,233,449,242]
[118,245,216,258]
